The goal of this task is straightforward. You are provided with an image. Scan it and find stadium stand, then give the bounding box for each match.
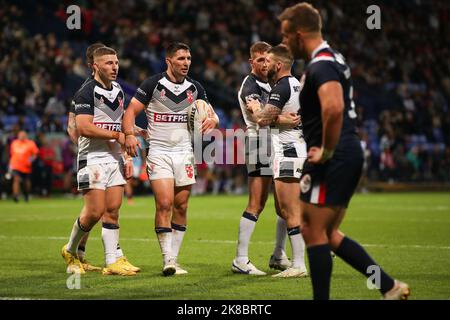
[1,0,449,197]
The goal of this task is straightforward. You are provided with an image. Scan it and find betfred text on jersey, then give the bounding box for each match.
[94,122,122,131]
[154,113,188,123]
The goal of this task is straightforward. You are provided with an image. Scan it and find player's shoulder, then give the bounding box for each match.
[273,76,292,91]
[136,73,165,96]
[306,47,344,75]
[241,73,270,94]
[185,76,203,88]
[111,80,123,90]
[73,78,96,101]
[288,75,300,85]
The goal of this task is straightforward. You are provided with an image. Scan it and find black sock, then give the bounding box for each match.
[307,244,333,300]
[334,236,395,294]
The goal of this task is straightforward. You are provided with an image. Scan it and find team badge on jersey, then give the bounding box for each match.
[185,164,194,179]
[160,89,166,101]
[300,174,311,193]
[187,90,194,104]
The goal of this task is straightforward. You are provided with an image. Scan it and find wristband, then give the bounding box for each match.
[112,132,120,140]
[124,131,134,137]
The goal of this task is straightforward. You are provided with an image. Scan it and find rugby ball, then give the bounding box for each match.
[187,99,212,132]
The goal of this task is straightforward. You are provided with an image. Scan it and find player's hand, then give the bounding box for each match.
[125,135,141,157]
[277,112,301,128]
[308,146,334,164]
[246,98,261,114]
[134,126,148,140]
[124,159,133,180]
[201,117,218,134]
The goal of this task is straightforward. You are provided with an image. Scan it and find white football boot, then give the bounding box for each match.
[231,259,266,275]
[272,267,308,278]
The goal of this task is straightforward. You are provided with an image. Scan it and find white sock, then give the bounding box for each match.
[236,212,258,264]
[273,216,287,258]
[171,223,186,261]
[288,226,306,269]
[102,224,119,266]
[156,228,173,265]
[116,243,124,259]
[67,218,88,254]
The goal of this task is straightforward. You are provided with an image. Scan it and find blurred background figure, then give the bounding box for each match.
[36,133,56,197]
[8,130,39,202]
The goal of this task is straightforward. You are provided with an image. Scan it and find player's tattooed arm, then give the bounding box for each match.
[67,112,79,144]
[248,99,281,127]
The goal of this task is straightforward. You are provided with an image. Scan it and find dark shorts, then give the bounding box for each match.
[299,147,363,208]
[12,170,30,180]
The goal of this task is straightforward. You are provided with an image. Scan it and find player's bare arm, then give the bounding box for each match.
[276,112,300,128]
[248,99,281,127]
[123,97,145,157]
[67,111,79,143]
[122,151,133,180]
[308,81,344,164]
[76,114,125,145]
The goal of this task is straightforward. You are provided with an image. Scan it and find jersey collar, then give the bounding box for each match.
[311,41,330,59]
[250,73,268,84]
[163,72,185,85]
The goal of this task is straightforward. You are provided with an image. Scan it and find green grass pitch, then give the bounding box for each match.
[0,193,449,300]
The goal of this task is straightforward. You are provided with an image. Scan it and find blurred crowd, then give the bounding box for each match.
[1,0,449,198]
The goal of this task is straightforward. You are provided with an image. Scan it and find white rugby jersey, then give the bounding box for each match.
[238,73,271,135]
[267,76,304,147]
[134,72,209,154]
[73,79,125,168]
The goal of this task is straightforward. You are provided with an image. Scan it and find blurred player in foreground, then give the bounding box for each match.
[279,2,410,299]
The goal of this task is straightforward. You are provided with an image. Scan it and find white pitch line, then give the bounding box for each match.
[0,235,449,250]
[0,297,46,300]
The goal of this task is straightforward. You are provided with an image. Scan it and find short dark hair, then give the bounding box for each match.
[278,2,322,33]
[268,44,293,66]
[93,46,117,60]
[86,43,106,66]
[166,42,190,57]
[250,41,271,59]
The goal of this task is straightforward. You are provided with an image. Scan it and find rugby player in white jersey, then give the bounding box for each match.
[123,42,219,276]
[62,47,139,276]
[248,45,308,278]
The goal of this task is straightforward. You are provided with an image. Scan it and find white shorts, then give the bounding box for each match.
[146,153,196,187]
[77,162,126,191]
[272,141,307,180]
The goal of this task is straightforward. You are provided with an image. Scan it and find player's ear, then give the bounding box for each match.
[165,57,172,67]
